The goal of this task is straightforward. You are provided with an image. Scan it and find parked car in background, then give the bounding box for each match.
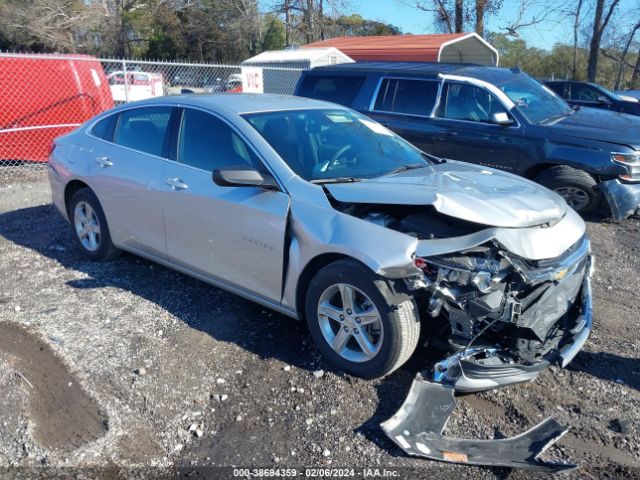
[108,71,164,102]
[226,73,243,93]
[170,69,200,88]
[0,53,113,162]
[546,80,640,116]
[295,62,640,220]
[615,90,640,101]
[48,93,591,470]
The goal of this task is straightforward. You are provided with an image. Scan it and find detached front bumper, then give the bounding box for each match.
[600,179,640,221]
[381,273,592,472]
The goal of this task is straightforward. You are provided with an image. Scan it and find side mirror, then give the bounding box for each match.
[213,167,278,189]
[597,95,610,104]
[491,112,514,126]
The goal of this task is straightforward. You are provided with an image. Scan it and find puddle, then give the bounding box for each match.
[0,322,108,451]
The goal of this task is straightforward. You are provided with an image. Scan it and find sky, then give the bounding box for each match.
[354,0,639,50]
[261,0,639,51]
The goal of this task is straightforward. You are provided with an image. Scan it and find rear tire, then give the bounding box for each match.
[535,166,600,213]
[69,188,120,262]
[304,259,420,379]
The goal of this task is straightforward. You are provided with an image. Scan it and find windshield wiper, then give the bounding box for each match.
[539,109,575,125]
[382,163,428,177]
[311,177,361,184]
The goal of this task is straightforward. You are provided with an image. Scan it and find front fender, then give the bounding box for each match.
[281,199,419,311]
[541,137,626,179]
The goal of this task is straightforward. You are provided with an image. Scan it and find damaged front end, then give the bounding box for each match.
[319,170,593,471]
[381,214,592,472]
[414,234,592,392]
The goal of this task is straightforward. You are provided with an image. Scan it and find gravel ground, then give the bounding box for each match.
[0,171,638,479]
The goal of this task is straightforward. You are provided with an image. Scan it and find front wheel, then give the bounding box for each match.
[535,166,600,213]
[304,259,420,379]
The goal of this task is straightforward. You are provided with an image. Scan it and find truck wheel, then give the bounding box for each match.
[535,166,600,212]
[305,259,420,379]
[69,188,121,262]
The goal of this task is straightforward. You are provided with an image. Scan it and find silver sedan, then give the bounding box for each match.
[48,94,592,388]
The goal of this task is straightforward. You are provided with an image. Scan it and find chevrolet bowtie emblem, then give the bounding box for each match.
[553,269,569,281]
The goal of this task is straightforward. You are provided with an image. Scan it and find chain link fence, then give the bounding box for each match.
[0,53,304,183]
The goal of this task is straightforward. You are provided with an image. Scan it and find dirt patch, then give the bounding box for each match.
[0,322,108,451]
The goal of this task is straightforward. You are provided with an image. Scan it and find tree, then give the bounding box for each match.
[261,14,286,51]
[571,0,584,78]
[0,0,89,53]
[399,1,457,33]
[454,0,463,32]
[587,0,620,82]
[614,21,640,89]
[632,50,640,87]
[334,14,401,36]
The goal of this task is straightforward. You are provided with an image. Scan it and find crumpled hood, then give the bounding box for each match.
[325,161,568,228]
[545,107,640,149]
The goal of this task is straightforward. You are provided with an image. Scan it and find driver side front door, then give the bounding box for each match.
[162,107,290,304]
[432,82,524,173]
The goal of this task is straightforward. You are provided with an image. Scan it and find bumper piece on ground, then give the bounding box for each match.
[381,378,576,473]
[600,179,640,221]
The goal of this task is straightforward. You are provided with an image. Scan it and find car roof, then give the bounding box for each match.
[119,93,341,115]
[307,61,518,82]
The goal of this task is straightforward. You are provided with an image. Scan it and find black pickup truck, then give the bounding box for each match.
[294,62,640,219]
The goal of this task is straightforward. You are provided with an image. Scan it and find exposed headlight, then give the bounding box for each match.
[612,152,640,166]
[414,255,502,293]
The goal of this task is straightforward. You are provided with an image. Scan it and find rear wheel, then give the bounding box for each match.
[304,259,420,379]
[69,188,120,261]
[535,166,599,212]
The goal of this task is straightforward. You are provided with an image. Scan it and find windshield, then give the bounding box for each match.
[495,74,571,124]
[243,109,432,182]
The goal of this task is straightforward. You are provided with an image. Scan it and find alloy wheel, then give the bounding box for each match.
[74,201,101,252]
[317,283,384,363]
[555,186,591,211]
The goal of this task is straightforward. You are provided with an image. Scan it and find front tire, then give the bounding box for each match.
[535,166,600,213]
[304,259,420,379]
[69,188,120,261]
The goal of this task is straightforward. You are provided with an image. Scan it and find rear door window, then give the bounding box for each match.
[438,82,508,123]
[374,78,439,116]
[297,75,365,106]
[113,106,173,157]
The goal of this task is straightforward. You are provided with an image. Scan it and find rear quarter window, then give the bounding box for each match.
[298,75,365,106]
[90,114,118,142]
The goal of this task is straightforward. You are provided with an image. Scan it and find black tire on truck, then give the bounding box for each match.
[535,166,600,212]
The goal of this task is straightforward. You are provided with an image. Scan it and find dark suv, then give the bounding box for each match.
[294,62,640,219]
[546,80,640,116]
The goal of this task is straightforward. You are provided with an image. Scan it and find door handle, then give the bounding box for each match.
[96,156,113,167]
[165,177,189,190]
